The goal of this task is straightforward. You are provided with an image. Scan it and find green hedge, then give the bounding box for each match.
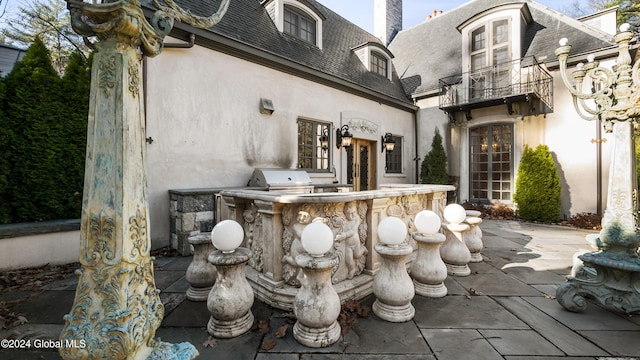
[0,38,89,223]
[513,144,561,222]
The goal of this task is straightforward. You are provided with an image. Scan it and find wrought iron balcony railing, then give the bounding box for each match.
[439,57,553,116]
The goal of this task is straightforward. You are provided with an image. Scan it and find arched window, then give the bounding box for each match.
[284,5,317,45]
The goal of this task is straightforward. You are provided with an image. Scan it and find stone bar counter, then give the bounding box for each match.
[217,184,454,310]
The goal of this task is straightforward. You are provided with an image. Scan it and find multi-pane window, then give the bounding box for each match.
[284,5,316,45]
[385,135,402,174]
[469,19,511,99]
[297,119,330,172]
[469,124,512,202]
[370,52,388,77]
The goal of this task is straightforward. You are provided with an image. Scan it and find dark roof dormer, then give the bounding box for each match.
[262,0,326,49]
[352,42,395,81]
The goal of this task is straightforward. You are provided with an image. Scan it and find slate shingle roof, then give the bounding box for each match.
[388,0,615,96]
[143,0,412,104]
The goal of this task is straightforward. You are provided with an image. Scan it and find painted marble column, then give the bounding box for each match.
[59,0,229,358]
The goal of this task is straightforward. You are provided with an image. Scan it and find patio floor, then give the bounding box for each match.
[1,219,639,359]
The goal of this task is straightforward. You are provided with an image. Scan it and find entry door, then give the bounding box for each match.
[346,139,375,191]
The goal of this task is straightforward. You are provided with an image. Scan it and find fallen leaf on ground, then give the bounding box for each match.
[274,324,288,338]
[261,338,276,351]
[202,336,217,348]
[258,320,270,334]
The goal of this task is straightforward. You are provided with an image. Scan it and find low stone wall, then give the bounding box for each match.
[0,219,81,270]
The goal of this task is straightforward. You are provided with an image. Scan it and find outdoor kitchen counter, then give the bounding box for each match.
[218,184,455,203]
[216,183,455,310]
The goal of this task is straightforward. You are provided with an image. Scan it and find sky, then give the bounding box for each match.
[0,0,586,33]
[316,0,584,34]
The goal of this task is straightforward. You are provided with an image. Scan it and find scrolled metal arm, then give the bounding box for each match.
[152,0,230,35]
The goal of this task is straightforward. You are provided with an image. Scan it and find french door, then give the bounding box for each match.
[346,139,375,191]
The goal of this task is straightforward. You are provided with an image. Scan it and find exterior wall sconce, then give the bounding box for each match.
[381,133,395,152]
[336,125,353,149]
[320,128,329,152]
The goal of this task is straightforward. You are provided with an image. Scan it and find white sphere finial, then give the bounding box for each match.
[587,54,595,63]
[377,217,408,246]
[620,23,630,32]
[559,38,568,46]
[414,210,441,235]
[301,221,334,257]
[211,220,244,253]
[443,204,466,225]
[576,62,584,70]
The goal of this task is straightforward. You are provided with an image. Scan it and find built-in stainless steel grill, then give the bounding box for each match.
[248,168,313,194]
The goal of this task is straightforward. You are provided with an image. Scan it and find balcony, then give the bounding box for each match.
[439,57,553,119]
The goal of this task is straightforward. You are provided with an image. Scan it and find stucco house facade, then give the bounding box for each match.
[140,0,621,248]
[389,0,618,219]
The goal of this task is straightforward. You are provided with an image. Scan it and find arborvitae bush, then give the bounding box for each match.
[513,144,561,222]
[420,127,449,184]
[0,78,10,223]
[1,39,89,223]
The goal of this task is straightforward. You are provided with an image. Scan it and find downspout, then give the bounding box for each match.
[596,117,603,217]
[164,33,196,48]
[414,107,420,184]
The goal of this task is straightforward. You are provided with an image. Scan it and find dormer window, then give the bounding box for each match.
[352,42,394,80]
[284,5,316,45]
[263,0,324,49]
[370,52,388,77]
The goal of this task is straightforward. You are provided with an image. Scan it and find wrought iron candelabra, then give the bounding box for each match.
[59,0,229,359]
[554,24,640,314]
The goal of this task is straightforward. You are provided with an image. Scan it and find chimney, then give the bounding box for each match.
[426,9,443,21]
[374,0,402,45]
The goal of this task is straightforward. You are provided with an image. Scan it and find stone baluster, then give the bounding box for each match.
[373,216,415,322]
[186,233,217,301]
[411,210,448,298]
[207,220,254,338]
[440,204,471,276]
[293,222,341,347]
[464,210,484,262]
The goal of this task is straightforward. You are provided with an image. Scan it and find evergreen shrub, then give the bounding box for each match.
[0,38,89,223]
[420,127,449,184]
[513,144,561,222]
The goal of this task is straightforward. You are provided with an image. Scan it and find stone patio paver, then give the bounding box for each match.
[419,328,501,360]
[495,297,608,356]
[413,295,528,329]
[478,329,564,356]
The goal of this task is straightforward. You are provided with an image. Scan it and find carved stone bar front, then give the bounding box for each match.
[219,184,453,310]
